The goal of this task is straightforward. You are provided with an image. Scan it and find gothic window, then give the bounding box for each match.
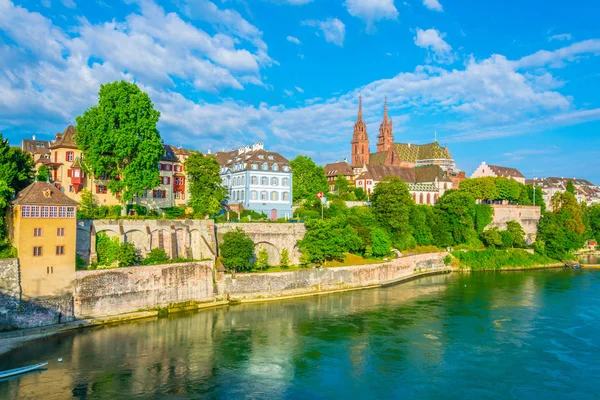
[271,191,278,201]
[427,193,431,204]
[241,191,245,200]
[251,176,258,185]
[261,177,268,185]
[271,177,278,186]
[242,176,245,185]
[261,191,267,201]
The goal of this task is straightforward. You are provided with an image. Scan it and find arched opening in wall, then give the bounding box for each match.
[434,194,439,204]
[175,228,188,259]
[255,241,280,266]
[426,193,431,205]
[271,209,277,220]
[124,229,148,257]
[412,193,416,202]
[419,193,424,204]
[150,229,172,258]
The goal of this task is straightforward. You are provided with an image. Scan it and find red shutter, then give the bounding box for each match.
[152,190,157,198]
[95,185,99,194]
[67,169,72,177]
[163,190,166,198]
[167,177,171,184]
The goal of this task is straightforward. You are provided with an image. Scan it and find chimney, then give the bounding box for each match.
[343,158,347,163]
[32,135,36,141]
[207,149,211,154]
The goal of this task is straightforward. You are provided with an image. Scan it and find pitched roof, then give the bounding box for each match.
[50,126,78,149]
[392,141,452,163]
[487,165,525,179]
[215,146,289,171]
[12,182,79,206]
[161,144,180,162]
[324,162,353,177]
[546,177,596,187]
[22,139,51,156]
[369,151,388,166]
[357,164,451,184]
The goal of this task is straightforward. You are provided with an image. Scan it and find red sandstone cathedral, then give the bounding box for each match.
[325,97,465,199]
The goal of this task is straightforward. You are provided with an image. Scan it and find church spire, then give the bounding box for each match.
[383,96,388,123]
[377,97,393,153]
[357,95,363,122]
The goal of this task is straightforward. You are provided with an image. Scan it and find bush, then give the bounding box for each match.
[500,230,514,249]
[370,228,391,257]
[256,248,269,270]
[96,232,120,266]
[394,233,417,251]
[127,204,148,216]
[76,253,88,270]
[220,228,255,271]
[118,242,140,267]
[280,248,291,268]
[162,206,185,219]
[481,227,503,248]
[443,254,452,265]
[451,248,557,270]
[240,210,267,220]
[0,243,17,259]
[142,248,169,265]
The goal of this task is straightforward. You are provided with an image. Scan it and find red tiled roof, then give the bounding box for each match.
[12,181,79,206]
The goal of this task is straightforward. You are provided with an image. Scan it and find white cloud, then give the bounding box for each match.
[549,33,572,42]
[515,39,600,69]
[41,0,51,7]
[423,0,443,12]
[265,0,313,4]
[414,28,454,63]
[284,89,294,96]
[286,35,301,45]
[302,18,345,47]
[344,0,398,32]
[61,0,76,8]
[295,86,304,93]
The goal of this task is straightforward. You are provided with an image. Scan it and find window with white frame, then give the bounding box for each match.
[251,190,257,200]
[67,207,75,218]
[49,206,58,218]
[251,176,258,185]
[31,206,40,218]
[59,206,67,218]
[251,164,258,170]
[282,178,289,186]
[271,177,278,186]
[272,164,278,171]
[261,177,268,185]
[21,205,31,218]
[41,206,49,218]
[271,191,278,201]
[262,163,268,170]
[283,192,289,201]
[261,191,267,201]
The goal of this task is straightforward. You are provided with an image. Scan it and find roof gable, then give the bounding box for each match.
[12,182,79,206]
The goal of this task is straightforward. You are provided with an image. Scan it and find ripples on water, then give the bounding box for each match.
[1,269,600,399]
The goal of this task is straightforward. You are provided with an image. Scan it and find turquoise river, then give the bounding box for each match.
[1,269,600,399]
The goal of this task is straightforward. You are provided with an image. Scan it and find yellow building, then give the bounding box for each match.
[8,182,79,298]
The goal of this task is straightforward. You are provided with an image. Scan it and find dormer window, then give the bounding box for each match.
[262,163,268,171]
[272,164,278,171]
[252,164,258,170]
[283,166,290,172]
[268,156,274,160]
[258,155,264,160]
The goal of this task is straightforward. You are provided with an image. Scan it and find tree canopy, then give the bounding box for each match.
[371,176,413,235]
[289,155,329,202]
[185,152,227,216]
[220,228,255,271]
[75,81,164,204]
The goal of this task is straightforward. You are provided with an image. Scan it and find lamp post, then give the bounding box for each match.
[533,177,537,206]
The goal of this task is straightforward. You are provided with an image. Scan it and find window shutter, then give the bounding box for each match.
[163,190,166,198]
[167,177,171,184]
[67,169,72,177]
[95,186,99,194]
[153,190,157,198]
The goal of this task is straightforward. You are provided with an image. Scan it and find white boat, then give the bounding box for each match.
[0,362,48,379]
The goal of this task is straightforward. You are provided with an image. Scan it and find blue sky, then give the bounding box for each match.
[1,0,599,182]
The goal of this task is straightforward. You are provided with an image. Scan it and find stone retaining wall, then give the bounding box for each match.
[489,205,541,243]
[74,261,214,317]
[219,252,448,299]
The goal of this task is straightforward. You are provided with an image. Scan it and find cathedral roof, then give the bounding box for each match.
[356,165,450,184]
[392,141,451,163]
[368,151,388,166]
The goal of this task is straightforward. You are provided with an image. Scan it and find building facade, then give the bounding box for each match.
[7,182,78,298]
[216,143,293,220]
[22,126,191,212]
[470,162,526,184]
[527,177,600,210]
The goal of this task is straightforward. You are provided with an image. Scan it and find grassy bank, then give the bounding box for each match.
[451,248,559,271]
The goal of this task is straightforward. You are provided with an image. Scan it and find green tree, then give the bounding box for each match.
[538,191,586,259]
[506,220,527,248]
[410,205,434,246]
[36,165,50,182]
[77,189,98,219]
[370,228,391,257]
[96,232,121,266]
[459,177,499,201]
[528,184,546,214]
[474,204,493,233]
[256,248,269,270]
[481,227,503,248]
[588,204,600,241]
[142,248,169,265]
[289,155,328,202]
[496,178,521,203]
[434,190,477,246]
[280,248,291,268]
[371,177,413,235]
[75,81,164,211]
[334,174,351,199]
[354,187,366,201]
[220,228,255,272]
[185,151,227,216]
[298,217,362,264]
[566,180,575,195]
[500,230,514,249]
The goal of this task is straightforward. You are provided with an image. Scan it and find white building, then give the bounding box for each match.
[215,143,293,220]
[471,162,526,184]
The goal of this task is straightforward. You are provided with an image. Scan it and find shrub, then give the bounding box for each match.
[240,210,267,220]
[481,227,503,248]
[370,228,391,257]
[220,228,255,272]
[76,253,88,270]
[96,232,120,266]
[256,248,269,270]
[451,248,557,270]
[118,242,140,267]
[500,230,514,249]
[280,248,291,268]
[127,204,148,216]
[162,206,185,219]
[443,254,452,265]
[142,248,169,265]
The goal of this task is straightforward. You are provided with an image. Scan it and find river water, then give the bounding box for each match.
[1,269,600,399]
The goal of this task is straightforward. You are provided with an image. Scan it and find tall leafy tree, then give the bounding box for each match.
[0,137,34,194]
[566,180,575,195]
[36,165,50,182]
[371,176,413,235]
[459,177,499,201]
[289,155,328,202]
[185,151,227,216]
[334,174,351,199]
[298,217,362,264]
[75,81,164,209]
[433,190,477,246]
[495,178,522,203]
[220,228,255,272]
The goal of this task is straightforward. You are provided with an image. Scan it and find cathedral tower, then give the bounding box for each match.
[377,98,393,152]
[351,95,369,166]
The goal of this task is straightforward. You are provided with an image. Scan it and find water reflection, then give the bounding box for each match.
[1,270,600,399]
